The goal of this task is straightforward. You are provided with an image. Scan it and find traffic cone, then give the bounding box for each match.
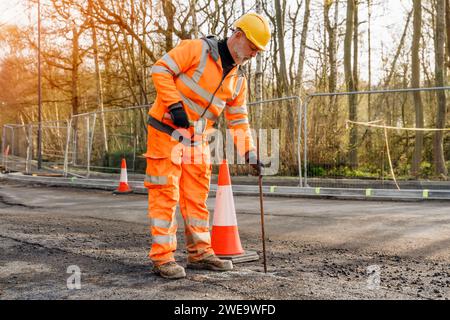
[211,160,258,263]
[114,158,132,194]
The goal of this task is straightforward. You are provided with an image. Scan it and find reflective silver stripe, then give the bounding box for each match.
[191,41,208,83]
[191,232,211,243]
[145,175,168,185]
[232,77,245,100]
[153,234,176,244]
[226,105,248,115]
[151,218,177,229]
[180,93,218,122]
[171,130,203,146]
[229,118,249,126]
[161,54,180,75]
[151,65,173,76]
[186,217,209,228]
[179,73,226,108]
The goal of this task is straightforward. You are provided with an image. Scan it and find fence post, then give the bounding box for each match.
[303,97,310,187]
[11,127,15,157]
[25,124,32,174]
[133,135,137,172]
[63,119,72,177]
[296,96,303,187]
[1,125,5,169]
[86,116,90,178]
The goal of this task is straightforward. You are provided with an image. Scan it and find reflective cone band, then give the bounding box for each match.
[211,160,244,255]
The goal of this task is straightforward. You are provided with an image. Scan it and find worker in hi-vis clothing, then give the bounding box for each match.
[145,12,271,279]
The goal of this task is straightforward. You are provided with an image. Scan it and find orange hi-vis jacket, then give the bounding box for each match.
[150,36,257,160]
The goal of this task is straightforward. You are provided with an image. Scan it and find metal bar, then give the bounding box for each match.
[297,98,303,187]
[248,95,301,106]
[86,116,90,178]
[133,135,137,172]
[71,164,121,170]
[71,104,151,118]
[308,86,450,97]
[37,0,42,170]
[257,133,267,273]
[303,99,310,187]
[89,113,97,176]
[1,126,5,169]
[26,124,32,174]
[11,128,15,157]
[30,126,68,129]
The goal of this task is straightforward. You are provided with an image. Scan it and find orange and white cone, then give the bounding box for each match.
[114,158,132,194]
[211,159,244,255]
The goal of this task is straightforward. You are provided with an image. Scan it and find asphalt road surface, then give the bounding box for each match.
[1,180,450,300]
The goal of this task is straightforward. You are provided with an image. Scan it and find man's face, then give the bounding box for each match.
[233,31,261,65]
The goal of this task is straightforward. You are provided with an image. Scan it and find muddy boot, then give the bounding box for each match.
[153,261,186,279]
[187,255,233,271]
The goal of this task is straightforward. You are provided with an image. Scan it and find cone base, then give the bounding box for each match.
[216,250,259,264]
[113,190,133,194]
[113,183,132,194]
[211,225,244,255]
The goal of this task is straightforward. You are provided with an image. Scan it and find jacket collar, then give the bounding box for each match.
[202,35,246,77]
[202,35,220,62]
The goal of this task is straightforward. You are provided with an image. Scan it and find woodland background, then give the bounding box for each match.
[0,0,449,179]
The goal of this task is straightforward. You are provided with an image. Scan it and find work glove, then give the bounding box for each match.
[168,102,190,129]
[245,151,264,176]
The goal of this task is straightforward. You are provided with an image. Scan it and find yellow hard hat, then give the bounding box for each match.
[233,12,271,50]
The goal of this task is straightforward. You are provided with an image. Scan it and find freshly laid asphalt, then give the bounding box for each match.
[1,179,450,299]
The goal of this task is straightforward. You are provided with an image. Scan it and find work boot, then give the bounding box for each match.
[153,261,186,279]
[187,255,233,271]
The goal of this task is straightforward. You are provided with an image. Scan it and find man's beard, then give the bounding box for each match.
[235,43,251,65]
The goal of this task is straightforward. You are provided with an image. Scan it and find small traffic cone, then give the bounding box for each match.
[114,158,132,194]
[211,159,258,263]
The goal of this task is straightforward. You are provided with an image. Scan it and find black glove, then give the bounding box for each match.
[245,151,264,176]
[168,102,190,128]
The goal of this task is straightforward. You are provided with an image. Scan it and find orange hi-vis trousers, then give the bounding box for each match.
[144,125,214,266]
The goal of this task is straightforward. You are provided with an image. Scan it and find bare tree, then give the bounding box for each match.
[411,0,424,177]
[433,0,448,176]
[344,0,358,167]
[295,0,311,96]
[274,0,290,95]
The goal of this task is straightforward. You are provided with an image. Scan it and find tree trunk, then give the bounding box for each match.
[190,0,199,38]
[71,23,80,116]
[434,0,448,176]
[162,0,175,51]
[295,0,311,97]
[89,0,108,153]
[411,0,424,177]
[353,1,359,92]
[344,0,357,167]
[274,0,290,95]
[255,0,263,127]
[324,0,338,128]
